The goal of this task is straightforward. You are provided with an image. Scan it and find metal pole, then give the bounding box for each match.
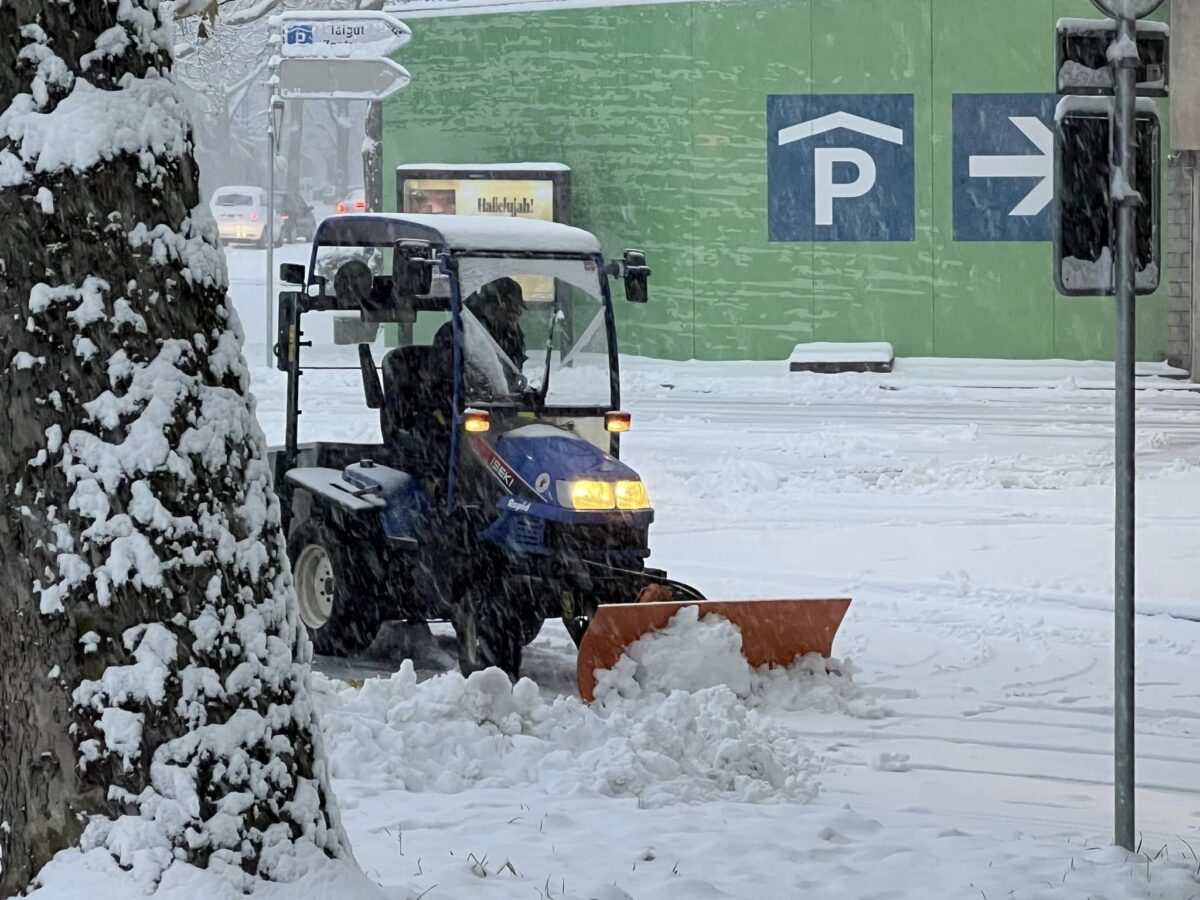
[266,119,277,369]
[1111,13,1138,853]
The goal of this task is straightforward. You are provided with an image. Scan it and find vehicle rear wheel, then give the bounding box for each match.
[288,518,385,656]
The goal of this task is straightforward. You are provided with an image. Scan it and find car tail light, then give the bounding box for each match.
[250,211,259,222]
[354,199,366,210]
[336,202,346,214]
[280,214,289,221]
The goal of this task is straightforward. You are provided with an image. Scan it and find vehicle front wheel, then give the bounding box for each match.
[453,588,541,680]
[561,592,593,647]
[288,518,384,656]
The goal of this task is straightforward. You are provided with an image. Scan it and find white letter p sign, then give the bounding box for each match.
[813,148,877,227]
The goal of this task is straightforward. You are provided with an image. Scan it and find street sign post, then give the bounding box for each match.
[1054,0,1166,854]
[260,11,414,366]
[265,96,284,368]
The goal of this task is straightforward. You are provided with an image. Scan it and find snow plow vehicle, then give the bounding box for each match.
[271,213,850,696]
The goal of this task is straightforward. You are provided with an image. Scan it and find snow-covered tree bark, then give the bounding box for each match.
[0,1,357,895]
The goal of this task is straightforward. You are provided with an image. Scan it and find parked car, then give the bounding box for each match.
[209,185,281,248]
[274,191,317,243]
[335,187,369,214]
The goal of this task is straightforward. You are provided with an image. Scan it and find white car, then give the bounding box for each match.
[210,185,282,247]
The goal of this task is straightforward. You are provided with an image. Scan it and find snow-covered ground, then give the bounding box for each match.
[227,249,1200,899]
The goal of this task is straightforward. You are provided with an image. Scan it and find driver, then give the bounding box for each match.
[474,276,528,379]
[428,276,528,401]
[411,277,528,488]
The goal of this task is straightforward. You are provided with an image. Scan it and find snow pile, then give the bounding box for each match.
[316,659,822,808]
[597,604,754,697]
[596,605,889,718]
[28,840,382,900]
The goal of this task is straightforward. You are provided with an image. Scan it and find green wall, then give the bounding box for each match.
[383,0,1169,362]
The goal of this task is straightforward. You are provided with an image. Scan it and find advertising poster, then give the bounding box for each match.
[401,177,558,302]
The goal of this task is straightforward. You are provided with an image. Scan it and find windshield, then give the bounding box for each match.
[456,256,613,408]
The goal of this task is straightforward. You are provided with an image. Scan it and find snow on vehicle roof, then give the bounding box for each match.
[313,213,602,254]
[396,162,570,172]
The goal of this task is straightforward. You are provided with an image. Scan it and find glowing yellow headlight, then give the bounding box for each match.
[615,480,651,510]
[559,480,616,510]
[572,480,616,510]
[556,480,650,510]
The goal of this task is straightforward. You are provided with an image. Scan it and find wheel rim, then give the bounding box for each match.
[294,543,335,630]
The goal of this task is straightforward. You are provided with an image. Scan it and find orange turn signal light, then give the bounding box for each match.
[463,410,490,433]
[605,411,631,433]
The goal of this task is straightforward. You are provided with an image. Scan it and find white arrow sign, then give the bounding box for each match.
[276,57,412,101]
[968,117,1053,217]
[273,11,412,59]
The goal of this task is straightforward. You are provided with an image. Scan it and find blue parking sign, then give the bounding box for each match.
[767,94,915,243]
[286,24,314,45]
[952,93,1057,242]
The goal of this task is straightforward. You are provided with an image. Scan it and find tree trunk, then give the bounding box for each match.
[0,2,351,895]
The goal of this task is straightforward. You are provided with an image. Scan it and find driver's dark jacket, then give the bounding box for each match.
[413,318,526,488]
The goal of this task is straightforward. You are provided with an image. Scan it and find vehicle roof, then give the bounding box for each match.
[312,213,602,255]
[212,185,264,195]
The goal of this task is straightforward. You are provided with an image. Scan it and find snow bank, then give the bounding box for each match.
[317,659,821,809]
[29,841,382,900]
[316,610,889,817]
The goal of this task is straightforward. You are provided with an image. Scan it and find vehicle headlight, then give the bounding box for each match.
[615,480,650,509]
[556,480,651,510]
[559,479,615,510]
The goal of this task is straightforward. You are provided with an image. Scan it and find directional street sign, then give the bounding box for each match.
[274,11,412,59]
[767,94,915,242]
[952,93,1056,241]
[276,57,412,101]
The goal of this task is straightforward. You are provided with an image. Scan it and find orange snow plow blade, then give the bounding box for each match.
[576,597,851,702]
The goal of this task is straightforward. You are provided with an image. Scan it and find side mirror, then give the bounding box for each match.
[623,249,650,303]
[280,263,306,285]
[393,240,433,297]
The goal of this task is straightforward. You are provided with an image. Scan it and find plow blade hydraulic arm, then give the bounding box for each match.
[576,597,852,702]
